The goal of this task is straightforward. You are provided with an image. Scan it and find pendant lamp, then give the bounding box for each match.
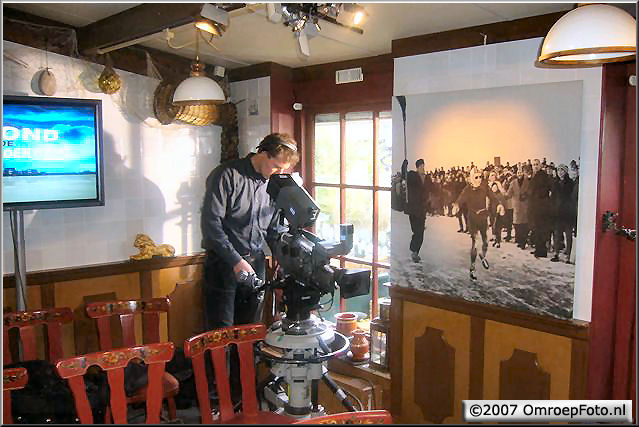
[173,29,225,105]
[538,4,636,65]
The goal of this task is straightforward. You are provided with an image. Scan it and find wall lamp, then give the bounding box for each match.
[602,211,636,241]
[538,4,636,65]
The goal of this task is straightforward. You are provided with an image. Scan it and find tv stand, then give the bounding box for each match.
[8,209,27,311]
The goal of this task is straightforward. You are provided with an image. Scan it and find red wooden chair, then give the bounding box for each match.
[85,298,178,421]
[3,367,28,424]
[292,409,393,424]
[184,323,295,424]
[55,342,174,424]
[3,307,74,364]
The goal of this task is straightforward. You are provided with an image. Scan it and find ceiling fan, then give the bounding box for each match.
[265,3,368,56]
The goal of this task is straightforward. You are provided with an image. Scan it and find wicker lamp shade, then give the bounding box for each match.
[153,80,219,126]
[175,103,219,126]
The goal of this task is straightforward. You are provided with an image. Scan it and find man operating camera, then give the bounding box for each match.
[201,133,300,331]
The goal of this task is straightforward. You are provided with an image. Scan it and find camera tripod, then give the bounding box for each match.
[257,313,354,420]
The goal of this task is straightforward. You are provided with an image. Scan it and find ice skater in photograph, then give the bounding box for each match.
[452,167,503,281]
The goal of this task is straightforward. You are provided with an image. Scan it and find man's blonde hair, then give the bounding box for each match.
[257,133,300,166]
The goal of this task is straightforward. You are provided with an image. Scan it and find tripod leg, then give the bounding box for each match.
[320,369,356,412]
[311,378,320,413]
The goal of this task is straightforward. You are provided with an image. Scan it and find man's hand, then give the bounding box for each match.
[451,203,459,216]
[233,259,255,281]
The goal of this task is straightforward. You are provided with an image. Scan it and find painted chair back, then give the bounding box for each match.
[184,323,294,424]
[3,367,28,424]
[3,307,73,364]
[85,297,170,350]
[292,409,393,424]
[55,342,174,424]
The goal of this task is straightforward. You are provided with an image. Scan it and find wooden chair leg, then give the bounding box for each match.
[167,396,177,420]
[105,405,112,424]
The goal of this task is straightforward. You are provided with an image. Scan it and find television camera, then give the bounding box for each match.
[252,174,371,419]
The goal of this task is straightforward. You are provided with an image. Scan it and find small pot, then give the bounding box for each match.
[350,329,369,361]
[335,312,357,337]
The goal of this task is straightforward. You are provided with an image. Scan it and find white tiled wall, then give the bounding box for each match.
[2,41,222,274]
[393,37,602,321]
[230,77,271,156]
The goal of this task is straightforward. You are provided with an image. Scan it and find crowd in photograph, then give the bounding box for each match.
[425,157,580,263]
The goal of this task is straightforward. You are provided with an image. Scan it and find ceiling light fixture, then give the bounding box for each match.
[278,3,365,34]
[173,28,225,106]
[340,3,368,27]
[538,4,636,65]
[195,17,222,36]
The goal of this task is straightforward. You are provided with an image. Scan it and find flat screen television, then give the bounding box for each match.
[2,95,105,210]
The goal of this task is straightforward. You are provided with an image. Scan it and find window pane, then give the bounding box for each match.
[378,113,392,187]
[343,261,372,319]
[378,267,390,300]
[345,112,373,186]
[345,188,372,262]
[314,186,340,242]
[314,113,340,184]
[377,190,391,264]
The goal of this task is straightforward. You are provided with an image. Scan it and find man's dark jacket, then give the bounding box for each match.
[406,171,430,217]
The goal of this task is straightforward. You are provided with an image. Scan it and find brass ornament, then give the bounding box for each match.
[98,54,122,94]
[130,233,175,260]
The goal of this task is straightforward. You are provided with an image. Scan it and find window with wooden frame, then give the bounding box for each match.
[305,102,392,323]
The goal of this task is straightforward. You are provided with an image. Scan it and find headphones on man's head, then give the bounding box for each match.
[256,134,298,153]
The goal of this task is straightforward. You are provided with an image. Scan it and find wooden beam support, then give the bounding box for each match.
[392,11,567,59]
[76,3,205,55]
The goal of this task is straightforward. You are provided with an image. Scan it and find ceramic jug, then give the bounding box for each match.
[350,329,369,361]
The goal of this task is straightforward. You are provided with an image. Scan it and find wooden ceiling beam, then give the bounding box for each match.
[3,7,202,84]
[76,3,247,55]
[392,11,567,59]
[77,3,208,55]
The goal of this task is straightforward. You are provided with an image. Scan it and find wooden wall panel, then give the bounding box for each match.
[414,327,455,423]
[3,285,43,312]
[390,287,589,423]
[483,320,572,400]
[402,301,470,424]
[152,264,202,343]
[499,349,550,400]
[167,279,203,348]
[54,273,141,357]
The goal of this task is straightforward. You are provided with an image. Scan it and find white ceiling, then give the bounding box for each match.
[4,2,578,69]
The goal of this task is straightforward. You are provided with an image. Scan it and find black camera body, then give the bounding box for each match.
[267,175,371,323]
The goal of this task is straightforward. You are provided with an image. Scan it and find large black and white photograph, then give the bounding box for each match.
[391,81,584,319]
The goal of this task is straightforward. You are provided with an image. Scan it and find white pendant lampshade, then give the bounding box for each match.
[538,4,636,65]
[173,61,225,105]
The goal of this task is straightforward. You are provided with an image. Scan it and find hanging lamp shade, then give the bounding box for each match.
[538,4,636,65]
[173,61,225,105]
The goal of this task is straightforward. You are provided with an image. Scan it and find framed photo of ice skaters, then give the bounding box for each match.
[391,81,583,320]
